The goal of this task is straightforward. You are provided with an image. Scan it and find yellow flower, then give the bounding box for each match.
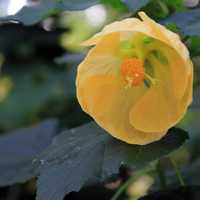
[76,12,193,145]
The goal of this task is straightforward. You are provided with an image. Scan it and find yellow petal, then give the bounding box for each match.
[82,12,189,63]
[129,84,179,133]
[159,44,190,101]
[77,33,120,85]
[77,32,167,144]
[181,60,193,106]
[129,53,191,132]
[138,12,189,61]
[82,13,191,95]
[77,74,166,145]
[76,33,121,111]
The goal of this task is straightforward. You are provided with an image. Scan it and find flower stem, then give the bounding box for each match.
[169,157,185,186]
[111,168,151,200]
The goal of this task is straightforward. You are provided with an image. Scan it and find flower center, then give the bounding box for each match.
[121,58,145,87]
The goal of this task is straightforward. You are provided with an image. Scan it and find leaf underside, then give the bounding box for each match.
[162,9,200,36]
[0,119,188,200]
[35,122,188,200]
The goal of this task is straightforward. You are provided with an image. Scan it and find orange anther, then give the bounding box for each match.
[121,58,144,87]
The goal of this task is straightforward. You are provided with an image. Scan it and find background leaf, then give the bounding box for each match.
[35,122,188,200]
[0,119,58,186]
[102,127,189,178]
[100,0,128,11]
[122,0,150,11]
[0,0,100,25]
[0,66,69,130]
[162,8,200,36]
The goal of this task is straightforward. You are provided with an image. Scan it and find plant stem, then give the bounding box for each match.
[111,175,135,200]
[111,169,150,200]
[169,157,185,186]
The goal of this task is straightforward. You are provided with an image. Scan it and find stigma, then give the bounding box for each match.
[121,58,145,87]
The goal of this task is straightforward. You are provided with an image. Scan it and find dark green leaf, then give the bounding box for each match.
[36,122,188,200]
[0,0,99,25]
[189,37,200,56]
[143,0,169,19]
[162,9,200,36]
[101,0,128,11]
[102,127,188,178]
[36,122,106,200]
[0,119,58,186]
[164,0,185,11]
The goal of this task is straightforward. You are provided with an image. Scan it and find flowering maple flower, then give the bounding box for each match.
[76,12,193,145]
